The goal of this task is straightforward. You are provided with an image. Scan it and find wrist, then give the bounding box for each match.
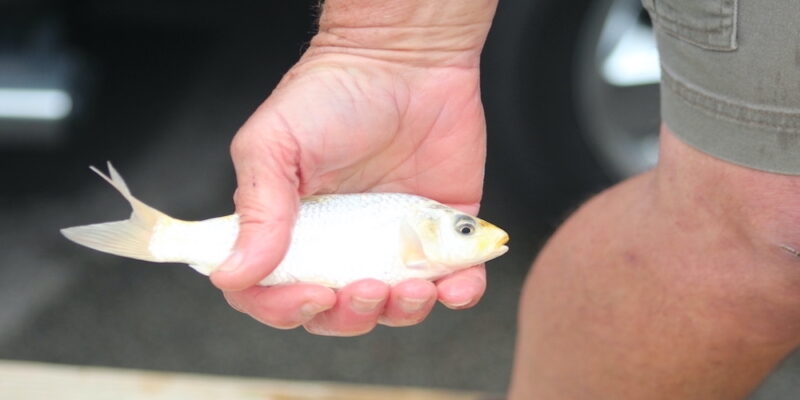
[308,0,497,67]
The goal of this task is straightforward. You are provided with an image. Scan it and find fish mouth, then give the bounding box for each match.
[480,245,508,263]
[497,231,509,247]
[476,221,510,261]
[487,231,509,259]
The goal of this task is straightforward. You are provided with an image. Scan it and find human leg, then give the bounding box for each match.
[508,126,800,399]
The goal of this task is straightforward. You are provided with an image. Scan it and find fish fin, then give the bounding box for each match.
[90,162,162,228]
[61,220,160,261]
[400,222,429,269]
[60,162,173,262]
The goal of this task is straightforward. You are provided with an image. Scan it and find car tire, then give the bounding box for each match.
[483,0,659,223]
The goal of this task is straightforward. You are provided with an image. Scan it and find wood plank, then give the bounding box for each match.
[0,360,489,400]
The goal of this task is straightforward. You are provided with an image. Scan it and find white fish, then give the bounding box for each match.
[61,163,509,288]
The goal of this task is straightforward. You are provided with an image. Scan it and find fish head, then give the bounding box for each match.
[409,203,509,270]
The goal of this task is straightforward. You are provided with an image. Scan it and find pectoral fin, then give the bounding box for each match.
[400,222,428,269]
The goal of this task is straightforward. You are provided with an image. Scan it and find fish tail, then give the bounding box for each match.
[60,162,174,262]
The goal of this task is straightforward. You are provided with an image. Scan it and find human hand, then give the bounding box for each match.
[210,0,496,336]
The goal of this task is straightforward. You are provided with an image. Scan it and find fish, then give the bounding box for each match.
[61,163,510,288]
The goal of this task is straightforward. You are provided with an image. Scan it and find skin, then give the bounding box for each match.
[509,127,800,399]
[211,0,498,335]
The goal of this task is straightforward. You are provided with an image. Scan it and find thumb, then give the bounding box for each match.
[211,127,300,291]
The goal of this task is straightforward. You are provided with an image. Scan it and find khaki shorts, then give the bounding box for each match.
[643,0,800,174]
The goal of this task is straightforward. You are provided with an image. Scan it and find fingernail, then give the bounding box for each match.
[446,298,474,309]
[351,296,383,314]
[226,298,244,313]
[399,297,428,313]
[218,251,244,273]
[300,302,328,318]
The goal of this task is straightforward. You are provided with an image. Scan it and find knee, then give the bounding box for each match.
[655,129,800,346]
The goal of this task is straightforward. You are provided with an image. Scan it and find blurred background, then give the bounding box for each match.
[0,0,797,398]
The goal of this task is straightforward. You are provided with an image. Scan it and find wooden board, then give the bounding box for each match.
[0,360,489,400]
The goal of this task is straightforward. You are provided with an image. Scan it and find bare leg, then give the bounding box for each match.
[509,126,800,399]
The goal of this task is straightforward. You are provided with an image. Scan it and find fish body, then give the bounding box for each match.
[61,164,509,288]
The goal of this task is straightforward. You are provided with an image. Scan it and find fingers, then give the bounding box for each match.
[211,126,301,291]
[303,279,390,336]
[436,264,487,309]
[224,270,484,335]
[300,271,479,335]
[378,279,437,327]
[224,284,336,329]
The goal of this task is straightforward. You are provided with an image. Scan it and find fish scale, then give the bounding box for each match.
[273,193,432,287]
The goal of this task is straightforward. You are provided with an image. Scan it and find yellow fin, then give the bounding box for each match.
[400,222,428,269]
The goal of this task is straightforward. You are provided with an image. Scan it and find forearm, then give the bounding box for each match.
[308,0,498,67]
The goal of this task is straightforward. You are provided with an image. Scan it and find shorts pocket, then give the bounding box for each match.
[642,0,737,51]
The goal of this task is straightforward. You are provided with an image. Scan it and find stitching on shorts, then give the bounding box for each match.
[656,28,734,52]
[650,0,737,50]
[654,12,730,34]
[662,67,800,133]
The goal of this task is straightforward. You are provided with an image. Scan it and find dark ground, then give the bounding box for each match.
[0,1,798,398]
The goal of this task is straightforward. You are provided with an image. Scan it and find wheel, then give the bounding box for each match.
[483,0,660,219]
[575,0,660,179]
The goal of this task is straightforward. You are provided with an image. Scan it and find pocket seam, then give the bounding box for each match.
[647,0,738,52]
[654,12,731,35]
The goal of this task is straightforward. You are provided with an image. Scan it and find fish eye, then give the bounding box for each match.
[455,216,477,236]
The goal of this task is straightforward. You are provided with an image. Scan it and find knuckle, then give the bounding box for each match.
[232,190,269,220]
[230,128,259,159]
[231,125,300,173]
